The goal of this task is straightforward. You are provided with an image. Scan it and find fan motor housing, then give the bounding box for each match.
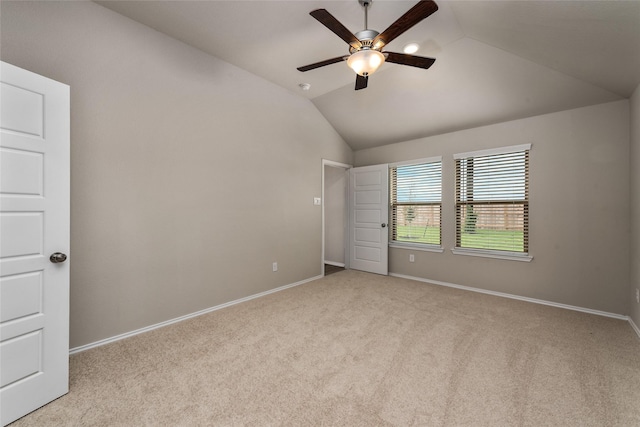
[350,29,380,54]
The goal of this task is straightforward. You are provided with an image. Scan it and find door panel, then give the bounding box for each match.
[0,272,43,323]
[0,81,44,137]
[0,61,70,426]
[355,227,380,243]
[0,148,44,195]
[349,164,388,275]
[0,213,44,257]
[355,190,380,204]
[0,331,43,388]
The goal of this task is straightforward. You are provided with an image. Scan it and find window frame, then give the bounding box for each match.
[389,156,443,252]
[452,144,533,262]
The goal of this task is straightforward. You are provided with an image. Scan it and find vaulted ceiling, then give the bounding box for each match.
[97,0,640,150]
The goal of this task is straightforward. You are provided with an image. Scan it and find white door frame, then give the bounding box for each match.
[321,159,351,276]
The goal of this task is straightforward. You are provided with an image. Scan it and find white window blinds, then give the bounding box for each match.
[390,158,442,246]
[455,145,530,253]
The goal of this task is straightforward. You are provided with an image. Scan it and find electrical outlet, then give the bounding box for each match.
[409,254,415,263]
[636,288,639,304]
[272,262,278,272]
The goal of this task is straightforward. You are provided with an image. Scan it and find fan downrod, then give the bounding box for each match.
[359,0,373,30]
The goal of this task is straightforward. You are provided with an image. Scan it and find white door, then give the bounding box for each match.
[0,61,70,426]
[349,164,388,275]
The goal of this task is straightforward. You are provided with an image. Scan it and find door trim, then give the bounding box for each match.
[321,159,351,276]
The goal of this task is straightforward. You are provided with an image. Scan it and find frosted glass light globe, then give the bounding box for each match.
[347,50,385,76]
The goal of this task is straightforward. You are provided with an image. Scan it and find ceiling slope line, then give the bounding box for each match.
[462,35,625,100]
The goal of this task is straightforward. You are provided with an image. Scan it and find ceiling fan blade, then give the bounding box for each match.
[372,1,438,49]
[355,74,368,90]
[384,52,436,69]
[297,56,348,72]
[310,9,362,50]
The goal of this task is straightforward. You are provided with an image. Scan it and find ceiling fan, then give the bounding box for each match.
[297,0,438,90]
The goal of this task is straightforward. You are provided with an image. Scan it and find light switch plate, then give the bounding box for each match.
[314,197,321,205]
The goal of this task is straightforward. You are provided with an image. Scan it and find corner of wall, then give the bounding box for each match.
[630,82,640,328]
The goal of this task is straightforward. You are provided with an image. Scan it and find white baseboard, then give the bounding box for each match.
[389,273,628,321]
[324,261,345,267]
[71,273,639,354]
[69,275,323,355]
[629,317,640,340]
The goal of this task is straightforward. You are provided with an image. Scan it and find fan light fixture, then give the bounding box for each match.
[347,49,385,76]
[296,0,439,90]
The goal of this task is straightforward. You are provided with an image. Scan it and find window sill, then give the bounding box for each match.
[451,248,533,262]
[390,242,444,253]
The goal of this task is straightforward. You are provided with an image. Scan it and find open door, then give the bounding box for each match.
[1,61,70,426]
[349,164,388,275]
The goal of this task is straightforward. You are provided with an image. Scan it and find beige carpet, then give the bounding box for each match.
[11,270,640,426]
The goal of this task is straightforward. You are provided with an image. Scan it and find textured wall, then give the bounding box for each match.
[356,101,630,315]
[1,1,352,348]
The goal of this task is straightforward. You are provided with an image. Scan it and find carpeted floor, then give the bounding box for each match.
[11,270,640,426]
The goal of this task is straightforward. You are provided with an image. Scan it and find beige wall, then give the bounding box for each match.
[356,100,630,315]
[630,84,640,327]
[1,1,353,348]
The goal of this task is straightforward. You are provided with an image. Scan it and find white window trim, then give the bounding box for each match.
[453,144,531,257]
[451,247,533,262]
[390,242,444,253]
[389,156,442,168]
[389,157,443,248]
[453,143,531,160]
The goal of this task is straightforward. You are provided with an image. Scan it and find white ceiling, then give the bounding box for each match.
[97,0,640,150]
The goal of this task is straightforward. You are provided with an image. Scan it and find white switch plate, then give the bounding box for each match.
[409,254,415,262]
[272,262,278,272]
[314,197,321,205]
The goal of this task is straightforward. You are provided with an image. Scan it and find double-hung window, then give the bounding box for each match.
[454,145,530,258]
[389,157,442,249]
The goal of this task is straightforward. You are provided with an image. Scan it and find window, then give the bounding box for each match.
[454,145,530,255]
[390,158,442,248]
